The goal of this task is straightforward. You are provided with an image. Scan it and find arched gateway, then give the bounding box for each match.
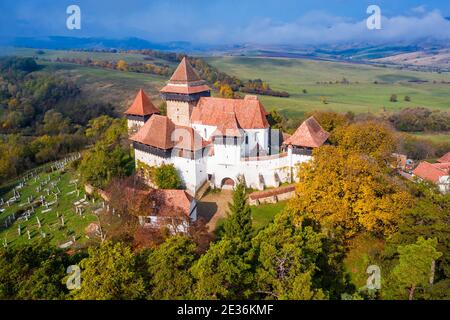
[221,177,235,189]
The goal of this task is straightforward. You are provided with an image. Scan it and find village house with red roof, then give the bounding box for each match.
[125,57,330,196]
[412,152,450,194]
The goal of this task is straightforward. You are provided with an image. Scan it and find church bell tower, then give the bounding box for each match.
[160,57,210,126]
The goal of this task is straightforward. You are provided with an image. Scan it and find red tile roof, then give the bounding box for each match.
[125,89,159,116]
[160,57,210,95]
[192,95,270,130]
[148,189,194,217]
[122,187,194,217]
[160,84,211,94]
[432,162,450,171]
[249,184,296,200]
[283,116,330,148]
[412,161,449,184]
[170,57,201,83]
[437,152,450,163]
[130,114,175,149]
[130,115,208,151]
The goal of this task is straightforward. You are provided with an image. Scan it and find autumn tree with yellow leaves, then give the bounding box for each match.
[332,121,397,162]
[116,59,129,71]
[288,145,413,239]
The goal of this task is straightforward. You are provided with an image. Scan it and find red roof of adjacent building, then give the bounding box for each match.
[125,89,159,116]
[192,95,270,130]
[148,189,194,217]
[412,161,449,184]
[121,187,194,217]
[437,152,450,163]
[130,114,208,151]
[283,116,330,148]
[160,57,210,95]
[249,184,296,201]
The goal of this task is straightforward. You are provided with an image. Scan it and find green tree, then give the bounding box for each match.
[382,190,450,299]
[0,244,71,300]
[75,241,145,300]
[42,110,70,135]
[148,235,198,299]
[389,237,442,300]
[151,163,181,189]
[78,118,133,188]
[85,115,114,141]
[252,212,326,300]
[222,179,253,243]
[267,110,285,129]
[191,239,253,299]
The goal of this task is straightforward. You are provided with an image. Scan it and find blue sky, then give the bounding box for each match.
[1,0,450,44]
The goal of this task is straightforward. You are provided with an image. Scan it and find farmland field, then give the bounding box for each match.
[4,47,450,119]
[204,56,450,118]
[410,132,450,144]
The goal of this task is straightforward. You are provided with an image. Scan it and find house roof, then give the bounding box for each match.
[437,152,450,163]
[160,57,210,95]
[148,189,194,217]
[192,95,270,130]
[130,114,208,151]
[125,89,159,116]
[121,187,194,217]
[283,116,330,148]
[130,114,175,149]
[412,161,449,184]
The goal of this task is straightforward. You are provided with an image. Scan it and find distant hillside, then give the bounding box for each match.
[2,36,209,53]
[4,36,450,63]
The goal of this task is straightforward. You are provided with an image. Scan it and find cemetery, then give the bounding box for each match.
[0,155,101,248]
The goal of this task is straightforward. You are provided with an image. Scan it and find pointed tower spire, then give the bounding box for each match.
[125,89,159,116]
[160,56,211,126]
[125,89,160,130]
[169,57,202,83]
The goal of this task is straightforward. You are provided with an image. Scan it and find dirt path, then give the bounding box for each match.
[197,190,233,232]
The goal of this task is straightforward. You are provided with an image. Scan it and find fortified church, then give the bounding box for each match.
[125,57,330,195]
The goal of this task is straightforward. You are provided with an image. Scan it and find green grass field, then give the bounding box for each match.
[214,200,287,235]
[4,47,450,118]
[0,165,98,248]
[7,47,177,66]
[251,201,287,230]
[204,56,450,118]
[411,132,450,143]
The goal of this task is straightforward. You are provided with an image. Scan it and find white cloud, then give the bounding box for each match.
[199,10,450,45]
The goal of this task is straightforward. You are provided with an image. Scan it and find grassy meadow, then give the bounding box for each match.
[204,56,450,118]
[5,48,450,119]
